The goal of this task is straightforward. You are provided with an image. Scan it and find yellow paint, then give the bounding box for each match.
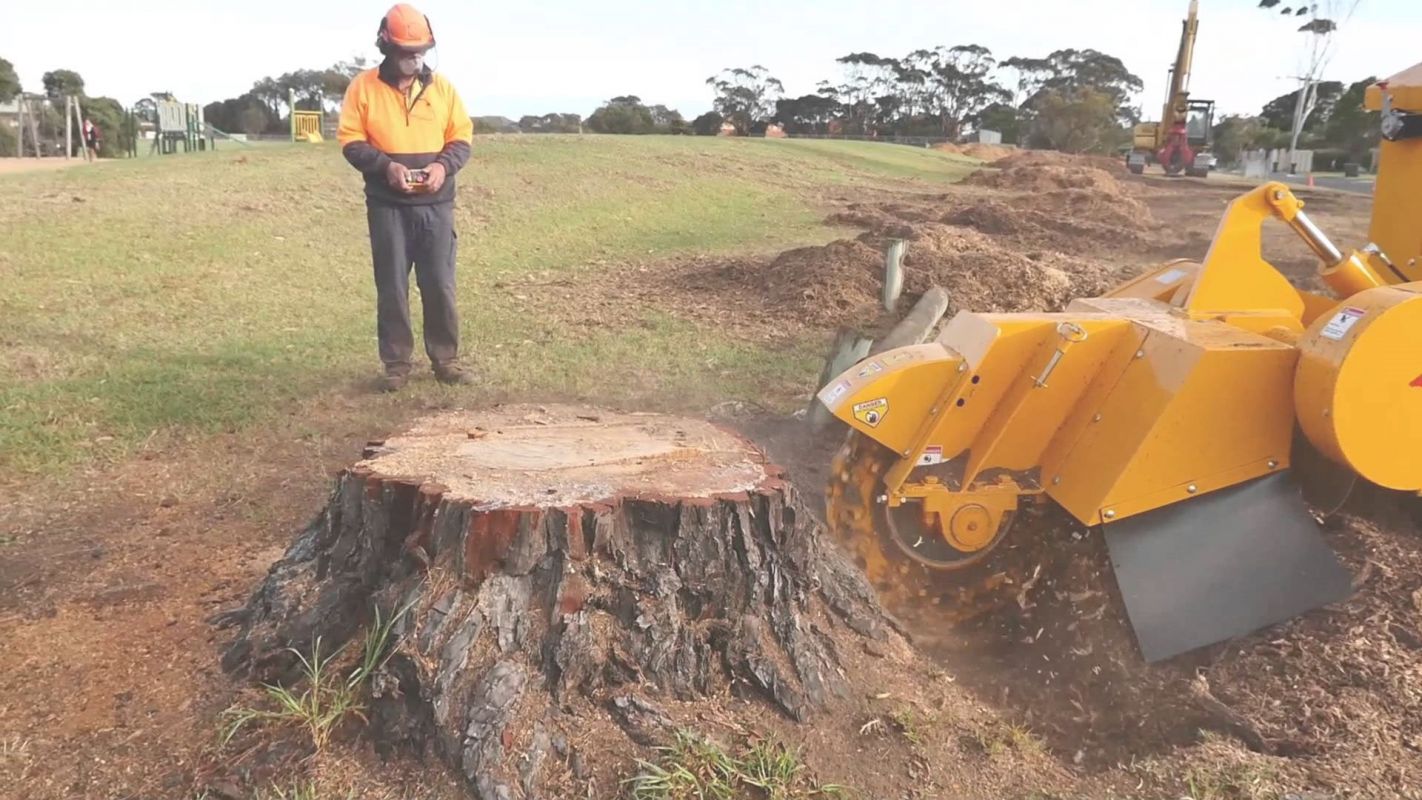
[1364,61,1422,114]
[1101,259,1197,305]
[293,110,324,143]
[819,135,1422,568]
[1299,290,1342,325]
[911,486,1019,554]
[1051,319,1297,524]
[1367,138,1422,283]
[1364,62,1422,283]
[1295,283,1422,490]
[815,343,962,455]
[1184,183,1307,319]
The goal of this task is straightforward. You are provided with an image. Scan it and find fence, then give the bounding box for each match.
[1241,148,1315,175]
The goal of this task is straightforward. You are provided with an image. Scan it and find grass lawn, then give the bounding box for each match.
[0,135,977,476]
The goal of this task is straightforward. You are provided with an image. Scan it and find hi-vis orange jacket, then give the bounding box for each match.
[338,62,473,205]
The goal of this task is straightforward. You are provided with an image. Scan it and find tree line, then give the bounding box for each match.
[4,35,1381,166]
[511,45,1148,152]
[1213,76,1380,169]
[0,59,132,157]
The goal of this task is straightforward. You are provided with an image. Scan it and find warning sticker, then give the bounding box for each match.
[822,381,850,405]
[1154,267,1189,285]
[917,445,944,466]
[1320,306,1366,341]
[855,361,884,379]
[852,398,888,428]
[884,352,915,365]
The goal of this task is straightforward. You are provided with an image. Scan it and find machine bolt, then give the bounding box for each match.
[1187,484,1198,494]
[1135,349,1145,358]
[1053,476,1062,485]
[1323,409,1331,417]
[1268,460,1279,469]
[1103,509,1117,519]
[1092,413,1103,422]
[1273,190,1285,201]
[958,362,969,372]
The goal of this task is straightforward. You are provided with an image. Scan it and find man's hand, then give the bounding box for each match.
[422,162,448,193]
[385,161,412,192]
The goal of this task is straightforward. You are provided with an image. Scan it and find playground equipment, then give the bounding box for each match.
[151,100,211,155]
[289,88,325,143]
[14,94,95,160]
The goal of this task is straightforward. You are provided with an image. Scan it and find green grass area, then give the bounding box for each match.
[0,135,975,476]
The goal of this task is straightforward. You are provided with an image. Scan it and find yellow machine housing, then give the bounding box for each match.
[820,181,1419,532]
[820,186,1422,659]
[819,61,1422,661]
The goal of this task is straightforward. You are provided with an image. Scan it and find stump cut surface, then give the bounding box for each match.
[360,406,772,507]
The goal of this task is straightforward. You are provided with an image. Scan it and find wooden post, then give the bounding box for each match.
[15,97,25,157]
[27,98,42,158]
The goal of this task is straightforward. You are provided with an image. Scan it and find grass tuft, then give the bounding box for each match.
[220,599,413,750]
[624,729,851,799]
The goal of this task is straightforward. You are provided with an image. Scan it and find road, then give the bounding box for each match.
[1276,173,1375,196]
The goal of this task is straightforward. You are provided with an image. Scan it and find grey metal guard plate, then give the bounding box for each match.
[1104,472,1354,663]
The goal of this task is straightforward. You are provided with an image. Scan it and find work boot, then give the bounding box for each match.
[433,361,475,386]
[379,366,410,393]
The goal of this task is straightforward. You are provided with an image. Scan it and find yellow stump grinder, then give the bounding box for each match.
[819,64,1422,662]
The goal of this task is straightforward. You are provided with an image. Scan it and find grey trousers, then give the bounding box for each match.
[367,200,460,374]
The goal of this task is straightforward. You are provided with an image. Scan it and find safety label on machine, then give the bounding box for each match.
[823,381,851,405]
[1320,306,1366,341]
[852,398,888,427]
[918,445,944,466]
[1154,267,1189,284]
[855,361,884,379]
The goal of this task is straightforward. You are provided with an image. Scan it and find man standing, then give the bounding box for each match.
[338,3,475,391]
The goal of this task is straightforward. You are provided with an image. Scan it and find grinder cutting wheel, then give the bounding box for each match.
[819,62,1422,662]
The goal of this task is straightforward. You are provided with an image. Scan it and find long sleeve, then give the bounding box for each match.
[435,81,474,176]
[338,77,391,176]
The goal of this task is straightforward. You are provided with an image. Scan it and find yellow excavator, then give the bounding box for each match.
[1128,0,1216,177]
[819,62,1422,662]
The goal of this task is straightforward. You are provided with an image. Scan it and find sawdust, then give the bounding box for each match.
[735,224,1116,328]
[965,163,1124,193]
[726,154,1152,328]
[989,149,1129,175]
[934,142,1018,161]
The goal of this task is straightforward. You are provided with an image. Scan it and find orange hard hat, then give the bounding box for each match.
[378,4,435,51]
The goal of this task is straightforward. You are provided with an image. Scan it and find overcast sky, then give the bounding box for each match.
[4,1,1418,121]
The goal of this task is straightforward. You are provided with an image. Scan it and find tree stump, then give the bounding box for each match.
[219,404,908,798]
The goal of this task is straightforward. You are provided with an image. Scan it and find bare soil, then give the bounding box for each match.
[0,157,100,176]
[2,157,1408,800]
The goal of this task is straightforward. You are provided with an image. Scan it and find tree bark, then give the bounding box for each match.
[218,405,907,799]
